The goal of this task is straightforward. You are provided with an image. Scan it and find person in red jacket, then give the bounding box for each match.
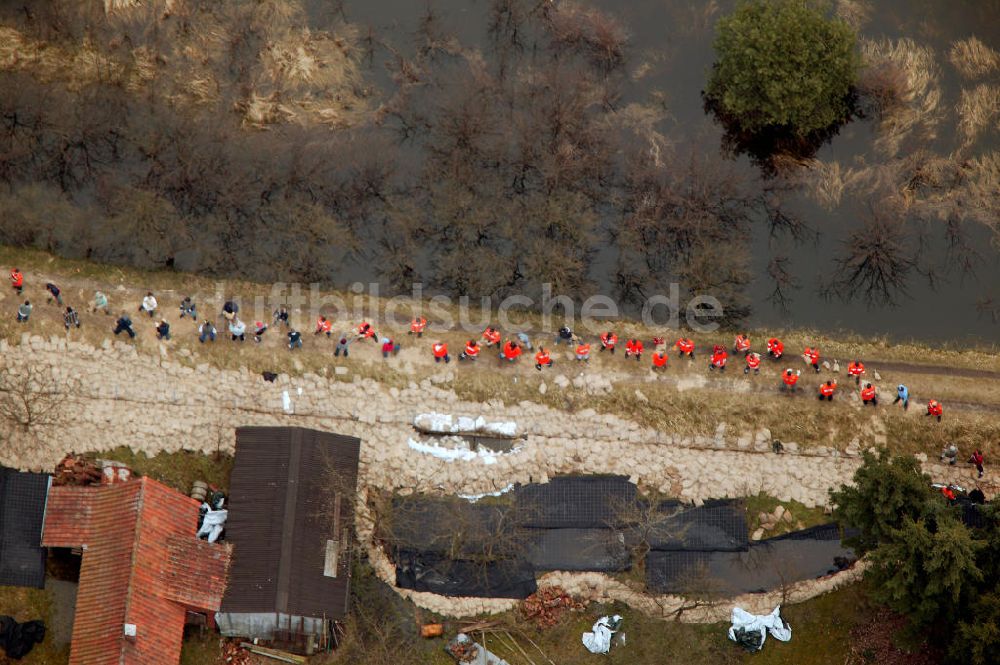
[357,322,377,341]
[600,331,618,354]
[482,327,501,347]
[409,316,427,337]
[847,360,865,385]
[625,338,643,361]
[803,347,820,373]
[432,341,450,363]
[9,268,23,295]
[781,368,800,392]
[381,337,399,359]
[576,341,591,362]
[818,380,837,401]
[651,351,668,371]
[744,352,761,375]
[861,383,877,406]
[709,345,728,371]
[535,348,553,371]
[500,340,522,363]
[733,334,751,355]
[459,340,480,361]
[926,399,943,422]
[766,337,784,360]
[675,337,695,359]
[969,449,985,478]
[315,316,332,337]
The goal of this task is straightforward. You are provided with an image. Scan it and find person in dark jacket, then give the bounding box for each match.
[64,306,80,329]
[113,312,136,338]
[288,329,302,350]
[179,296,197,319]
[156,319,171,340]
[45,282,63,305]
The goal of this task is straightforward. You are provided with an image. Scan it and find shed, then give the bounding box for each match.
[0,467,50,588]
[217,427,361,651]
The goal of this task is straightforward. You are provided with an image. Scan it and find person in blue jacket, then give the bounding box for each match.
[892,384,909,410]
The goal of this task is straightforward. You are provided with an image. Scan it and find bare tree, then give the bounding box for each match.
[0,363,79,433]
[825,210,916,307]
[766,255,799,312]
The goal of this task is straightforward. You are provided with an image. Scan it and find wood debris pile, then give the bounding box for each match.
[221,639,253,664]
[519,586,584,628]
[52,454,102,486]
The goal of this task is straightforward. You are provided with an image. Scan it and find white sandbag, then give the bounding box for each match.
[481,421,518,437]
[582,615,622,654]
[727,606,791,651]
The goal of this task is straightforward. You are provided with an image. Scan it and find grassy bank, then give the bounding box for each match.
[3,247,999,463]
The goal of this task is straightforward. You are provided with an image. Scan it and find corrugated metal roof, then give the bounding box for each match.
[221,427,361,620]
[0,467,50,588]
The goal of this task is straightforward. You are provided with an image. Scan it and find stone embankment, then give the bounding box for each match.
[0,334,986,620]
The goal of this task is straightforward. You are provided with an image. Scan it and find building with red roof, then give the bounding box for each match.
[42,477,231,665]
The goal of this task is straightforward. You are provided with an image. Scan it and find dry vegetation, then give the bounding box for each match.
[949,36,1000,80]
[860,37,943,157]
[0,1,370,127]
[957,84,1000,146]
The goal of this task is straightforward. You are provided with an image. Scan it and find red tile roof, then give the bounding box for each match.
[40,485,99,548]
[41,477,231,665]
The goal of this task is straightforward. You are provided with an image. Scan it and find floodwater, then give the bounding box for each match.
[337,0,1000,344]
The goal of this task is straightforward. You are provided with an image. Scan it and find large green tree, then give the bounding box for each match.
[705,0,860,138]
[830,448,933,552]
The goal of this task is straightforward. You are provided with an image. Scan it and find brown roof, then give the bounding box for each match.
[41,478,231,665]
[221,427,360,619]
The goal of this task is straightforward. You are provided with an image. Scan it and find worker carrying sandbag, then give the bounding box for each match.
[432,342,450,364]
[675,337,695,359]
[459,340,480,361]
[709,345,728,372]
[847,360,865,385]
[600,331,618,353]
[733,334,751,355]
[780,368,800,392]
[818,380,837,401]
[409,316,427,337]
[500,340,522,363]
[482,326,501,347]
[766,338,784,360]
[926,399,943,422]
[803,347,820,373]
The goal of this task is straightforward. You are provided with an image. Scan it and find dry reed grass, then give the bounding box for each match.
[0,1,370,128]
[949,36,1000,79]
[957,84,1000,146]
[861,37,943,157]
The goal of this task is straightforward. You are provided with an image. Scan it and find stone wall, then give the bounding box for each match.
[0,335,981,621]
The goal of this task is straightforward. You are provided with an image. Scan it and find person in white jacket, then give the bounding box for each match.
[139,291,157,318]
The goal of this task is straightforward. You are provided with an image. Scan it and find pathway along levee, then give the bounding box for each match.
[0,336,992,620]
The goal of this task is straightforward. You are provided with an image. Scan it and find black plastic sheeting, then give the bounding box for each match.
[0,616,46,660]
[523,528,630,572]
[387,497,520,557]
[394,550,537,599]
[645,523,857,595]
[639,499,749,552]
[0,468,49,589]
[516,475,638,528]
